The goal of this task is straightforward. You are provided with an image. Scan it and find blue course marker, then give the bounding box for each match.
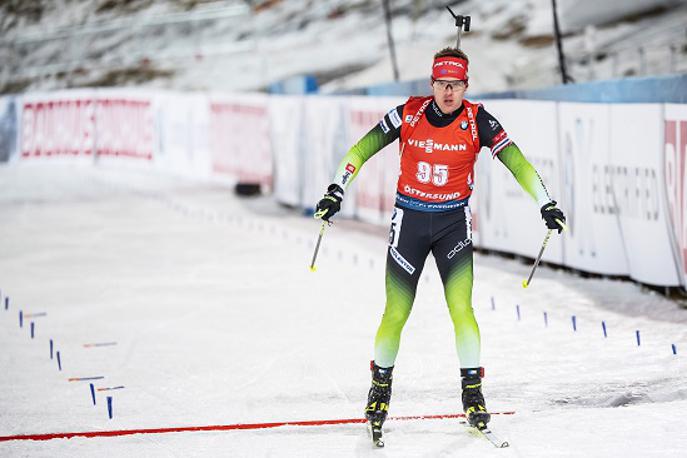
[30,322,35,339]
[543,311,548,327]
[19,310,23,328]
[50,339,54,359]
[636,330,641,346]
[516,304,521,321]
[672,344,677,355]
[4,296,7,310]
[602,321,607,338]
[490,296,495,311]
[107,396,113,419]
[90,383,96,405]
[572,315,577,332]
[57,351,62,371]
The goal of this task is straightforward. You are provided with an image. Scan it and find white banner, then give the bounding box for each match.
[269,96,304,207]
[664,104,687,287]
[472,100,563,263]
[156,92,210,178]
[558,103,628,275]
[344,96,404,225]
[0,96,18,162]
[208,93,272,186]
[301,96,348,214]
[609,104,680,286]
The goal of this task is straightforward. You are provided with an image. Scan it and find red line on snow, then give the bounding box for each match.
[0,412,515,442]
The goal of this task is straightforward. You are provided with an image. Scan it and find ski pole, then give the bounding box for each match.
[309,220,329,272]
[522,219,567,288]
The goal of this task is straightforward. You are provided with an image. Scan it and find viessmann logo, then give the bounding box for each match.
[408,138,466,153]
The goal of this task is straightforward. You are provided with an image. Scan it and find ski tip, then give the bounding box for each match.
[374,439,385,448]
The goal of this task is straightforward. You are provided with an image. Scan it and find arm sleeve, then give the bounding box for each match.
[476,106,512,158]
[497,143,553,207]
[331,105,403,191]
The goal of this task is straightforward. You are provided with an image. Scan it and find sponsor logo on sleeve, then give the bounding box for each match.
[490,130,511,157]
[460,120,468,130]
[405,115,413,123]
[488,119,500,131]
[389,109,402,128]
[379,119,390,134]
[341,163,356,185]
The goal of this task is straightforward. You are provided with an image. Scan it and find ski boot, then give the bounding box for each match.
[461,367,491,430]
[364,361,393,447]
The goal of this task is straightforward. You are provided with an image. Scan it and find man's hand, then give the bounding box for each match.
[540,201,566,233]
[314,184,344,221]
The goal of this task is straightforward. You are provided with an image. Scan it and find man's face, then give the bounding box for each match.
[431,78,467,114]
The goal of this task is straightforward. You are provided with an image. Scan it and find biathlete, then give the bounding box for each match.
[314,47,566,441]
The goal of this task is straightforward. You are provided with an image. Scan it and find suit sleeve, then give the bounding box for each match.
[331,105,404,191]
[476,106,512,158]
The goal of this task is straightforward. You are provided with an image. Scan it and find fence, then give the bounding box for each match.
[1,82,685,288]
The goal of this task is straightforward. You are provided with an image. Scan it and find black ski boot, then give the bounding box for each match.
[461,367,491,429]
[364,361,393,447]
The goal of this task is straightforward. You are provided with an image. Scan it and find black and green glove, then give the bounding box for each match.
[314,184,344,222]
[540,200,567,233]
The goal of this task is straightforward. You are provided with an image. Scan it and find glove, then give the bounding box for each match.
[540,200,566,233]
[314,184,344,222]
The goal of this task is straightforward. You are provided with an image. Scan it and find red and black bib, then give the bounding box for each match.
[397,96,481,207]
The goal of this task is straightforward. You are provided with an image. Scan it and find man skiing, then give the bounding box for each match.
[315,47,566,444]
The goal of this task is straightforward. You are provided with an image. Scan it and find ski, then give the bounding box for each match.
[461,420,509,448]
[477,426,509,448]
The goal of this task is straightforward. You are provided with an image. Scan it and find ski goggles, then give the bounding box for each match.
[432,79,467,91]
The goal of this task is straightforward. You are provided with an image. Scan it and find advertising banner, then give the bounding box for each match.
[664,104,687,287]
[558,102,628,275]
[609,104,680,286]
[209,93,272,186]
[20,90,154,162]
[345,96,404,225]
[0,96,17,163]
[301,96,348,214]
[157,92,210,178]
[20,90,97,160]
[269,95,304,207]
[472,100,563,263]
[93,94,154,160]
[9,87,687,288]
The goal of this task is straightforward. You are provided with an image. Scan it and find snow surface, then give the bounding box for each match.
[1,163,686,457]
